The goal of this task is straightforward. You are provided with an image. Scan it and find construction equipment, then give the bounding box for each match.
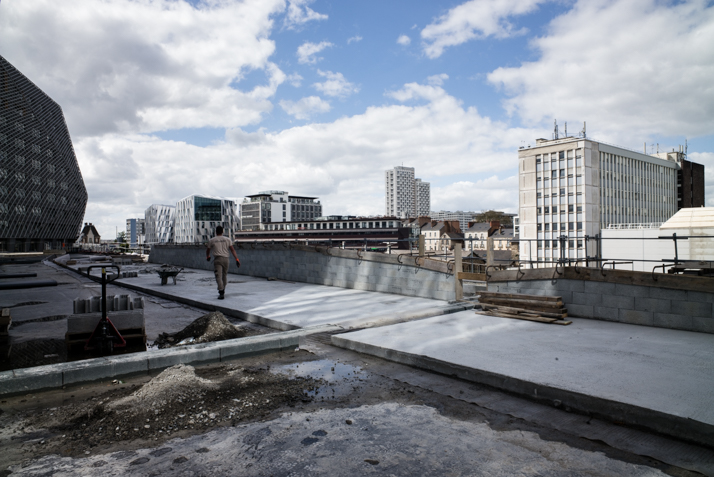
[83,265,126,354]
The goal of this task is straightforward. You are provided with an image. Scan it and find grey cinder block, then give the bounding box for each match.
[593,306,618,321]
[653,313,693,331]
[614,283,651,298]
[635,297,671,314]
[692,317,714,334]
[619,309,654,326]
[670,301,712,318]
[566,304,593,318]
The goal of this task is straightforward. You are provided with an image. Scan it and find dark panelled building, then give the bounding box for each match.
[678,158,705,209]
[0,55,87,252]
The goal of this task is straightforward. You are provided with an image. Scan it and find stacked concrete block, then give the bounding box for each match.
[488,279,713,333]
[68,295,145,335]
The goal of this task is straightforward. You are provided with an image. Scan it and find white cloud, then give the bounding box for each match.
[76,80,539,236]
[421,0,546,58]
[487,0,714,143]
[313,70,359,98]
[284,0,328,29]
[427,74,449,86]
[347,35,363,44]
[397,35,411,46]
[296,41,334,64]
[279,96,331,119]
[432,176,518,213]
[287,73,303,87]
[0,0,286,137]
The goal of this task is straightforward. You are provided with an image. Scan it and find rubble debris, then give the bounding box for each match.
[22,362,323,454]
[154,311,246,349]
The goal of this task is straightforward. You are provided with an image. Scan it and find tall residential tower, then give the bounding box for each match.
[385,166,430,218]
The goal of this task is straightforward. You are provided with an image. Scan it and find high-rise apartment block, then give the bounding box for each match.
[125,218,145,247]
[174,195,238,243]
[144,204,175,245]
[385,166,430,218]
[240,191,322,231]
[518,136,705,265]
[0,55,88,252]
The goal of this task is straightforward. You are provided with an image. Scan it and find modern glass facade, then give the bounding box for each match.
[0,55,88,252]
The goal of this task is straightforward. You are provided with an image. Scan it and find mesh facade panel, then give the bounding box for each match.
[0,55,87,251]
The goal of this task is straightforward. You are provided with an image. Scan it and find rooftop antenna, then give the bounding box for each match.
[564,122,568,137]
[685,139,688,157]
[553,119,559,140]
[581,121,586,138]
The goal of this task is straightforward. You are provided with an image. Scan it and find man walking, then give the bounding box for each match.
[206,225,240,299]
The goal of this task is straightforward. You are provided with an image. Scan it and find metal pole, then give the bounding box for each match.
[672,233,678,266]
[101,267,107,322]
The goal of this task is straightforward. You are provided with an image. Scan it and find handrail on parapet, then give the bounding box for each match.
[652,264,667,281]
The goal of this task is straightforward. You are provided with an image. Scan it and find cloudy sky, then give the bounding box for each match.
[1,0,713,238]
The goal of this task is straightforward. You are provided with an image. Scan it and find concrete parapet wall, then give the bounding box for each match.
[487,267,714,333]
[149,244,454,301]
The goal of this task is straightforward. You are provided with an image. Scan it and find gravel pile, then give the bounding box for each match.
[155,311,245,348]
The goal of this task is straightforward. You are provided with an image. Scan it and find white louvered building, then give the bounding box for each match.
[174,195,238,244]
[144,204,175,245]
[519,136,682,266]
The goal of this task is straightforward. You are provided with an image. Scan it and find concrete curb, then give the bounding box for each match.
[0,324,341,397]
[331,334,714,449]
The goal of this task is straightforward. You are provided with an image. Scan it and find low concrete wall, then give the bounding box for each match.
[487,267,714,333]
[150,244,455,301]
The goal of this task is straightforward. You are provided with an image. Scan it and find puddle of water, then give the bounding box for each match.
[272,359,364,398]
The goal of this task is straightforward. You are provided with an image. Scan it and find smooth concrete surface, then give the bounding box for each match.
[0,324,341,397]
[99,264,452,331]
[149,244,456,301]
[333,312,714,447]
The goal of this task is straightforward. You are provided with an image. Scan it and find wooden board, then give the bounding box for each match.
[457,272,488,281]
[481,310,572,326]
[478,297,564,309]
[480,304,567,319]
[478,291,562,302]
[481,310,557,323]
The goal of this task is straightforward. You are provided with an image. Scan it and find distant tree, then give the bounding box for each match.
[473,210,513,226]
[116,231,129,253]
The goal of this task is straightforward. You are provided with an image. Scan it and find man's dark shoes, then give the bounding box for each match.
[218,290,225,300]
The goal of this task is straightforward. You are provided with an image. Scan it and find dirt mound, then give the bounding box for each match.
[110,364,216,410]
[155,311,245,348]
[26,362,323,453]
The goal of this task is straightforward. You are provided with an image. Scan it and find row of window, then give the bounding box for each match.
[537,222,583,231]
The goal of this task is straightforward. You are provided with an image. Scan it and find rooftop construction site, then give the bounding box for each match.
[1,222,713,475]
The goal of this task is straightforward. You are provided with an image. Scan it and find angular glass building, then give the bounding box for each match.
[0,55,88,252]
[174,195,238,243]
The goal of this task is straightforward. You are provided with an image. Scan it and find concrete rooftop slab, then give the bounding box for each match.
[76,264,451,330]
[333,311,714,446]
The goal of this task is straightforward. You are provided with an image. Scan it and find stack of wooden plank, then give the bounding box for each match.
[477,291,571,325]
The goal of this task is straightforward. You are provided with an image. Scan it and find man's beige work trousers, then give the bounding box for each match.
[213,256,230,291]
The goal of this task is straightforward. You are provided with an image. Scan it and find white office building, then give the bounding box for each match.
[144,204,175,245]
[240,191,322,231]
[385,166,430,218]
[519,136,681,266]
[429,211,478,232]
[174,195,238,243]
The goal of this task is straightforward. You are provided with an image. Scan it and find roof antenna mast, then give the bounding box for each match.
[553,119,559,140]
